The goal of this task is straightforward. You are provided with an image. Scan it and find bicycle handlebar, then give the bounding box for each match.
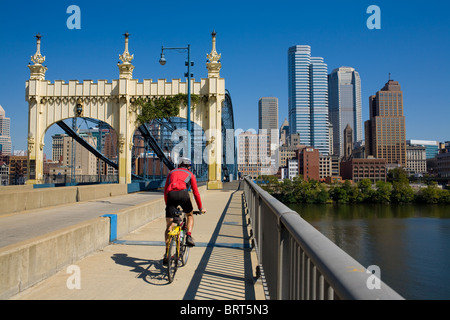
[174,210,205,216]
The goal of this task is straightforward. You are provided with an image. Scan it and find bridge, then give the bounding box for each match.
[0,178,403,300]
[1,31,404,301]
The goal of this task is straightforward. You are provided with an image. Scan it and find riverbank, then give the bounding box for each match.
[261,177,450,205]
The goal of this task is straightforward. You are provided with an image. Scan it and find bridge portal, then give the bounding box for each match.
[26,32,226,189]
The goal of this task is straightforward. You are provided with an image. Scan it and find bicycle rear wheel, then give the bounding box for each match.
[167,237,178,283]
[180,231,190,266]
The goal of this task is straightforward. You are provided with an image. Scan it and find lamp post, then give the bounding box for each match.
[159,45,193,161]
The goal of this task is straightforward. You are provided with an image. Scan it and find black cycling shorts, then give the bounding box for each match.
[165,190,193,219]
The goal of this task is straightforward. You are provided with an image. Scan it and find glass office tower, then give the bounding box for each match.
[288,45,330,155]
[328,67,362,158]
[0,105,12,155]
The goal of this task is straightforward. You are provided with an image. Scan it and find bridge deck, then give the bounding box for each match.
[6,181,265,300]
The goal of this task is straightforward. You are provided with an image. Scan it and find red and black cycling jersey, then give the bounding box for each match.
[164,168,202,210]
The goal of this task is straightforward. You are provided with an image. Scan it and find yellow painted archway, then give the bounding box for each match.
[26,32,224,189]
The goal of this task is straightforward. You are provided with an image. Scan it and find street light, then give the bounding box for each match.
[159,45,193,160]
[159,52,166,65]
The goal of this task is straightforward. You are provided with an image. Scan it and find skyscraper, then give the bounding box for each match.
[328,67,362,158]
[365,79,406,167]
[288,45,330,155]
[258,97,278,134]
[0,105,12,155]
[258,97,279,171]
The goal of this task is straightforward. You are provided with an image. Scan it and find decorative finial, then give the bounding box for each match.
[206,30,221,78]
[118,31,135,79]
[28,33,48,80]
[31,33,46,65]
[119,31,134,64]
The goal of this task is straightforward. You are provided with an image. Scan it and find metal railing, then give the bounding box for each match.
[243,177,404,300]
[43,174,119,185]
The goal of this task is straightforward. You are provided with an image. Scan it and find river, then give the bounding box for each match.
[287,203,450,300]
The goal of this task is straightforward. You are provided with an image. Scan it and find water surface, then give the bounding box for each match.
[288,203,450,300]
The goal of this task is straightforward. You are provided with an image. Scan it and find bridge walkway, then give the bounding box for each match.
[8,181,265,300]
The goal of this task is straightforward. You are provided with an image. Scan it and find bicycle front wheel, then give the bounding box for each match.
[167,237,178,283]
[180,231,190,266]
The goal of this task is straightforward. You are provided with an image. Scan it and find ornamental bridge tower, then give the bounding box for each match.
[26,32,228,189]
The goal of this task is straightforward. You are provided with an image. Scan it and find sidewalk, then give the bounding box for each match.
[9,181,265,300]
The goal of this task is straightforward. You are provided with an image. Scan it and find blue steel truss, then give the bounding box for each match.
[55,90,237,185]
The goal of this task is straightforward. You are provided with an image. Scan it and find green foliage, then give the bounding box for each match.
[264,176,450,205]
[416,184,450,204]
[133,93,199,125]
[373,181,392,203]
[267,176,329,204]
[391,181,415,203]
[387,167,410,184]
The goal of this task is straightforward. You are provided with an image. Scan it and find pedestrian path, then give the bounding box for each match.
[9,181,265,300]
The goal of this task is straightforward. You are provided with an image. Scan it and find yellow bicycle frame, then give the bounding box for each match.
[167,226,182,256]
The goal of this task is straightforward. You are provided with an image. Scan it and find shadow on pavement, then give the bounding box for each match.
[182,181,256,300]
[111,253,169,286]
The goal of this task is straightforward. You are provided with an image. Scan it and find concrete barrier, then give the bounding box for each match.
[0,217,110,300]
[76,184,128,202]
[0,185,34,192]
[0,185,207,299]
[0,186,78,216]
[0,184,129,217]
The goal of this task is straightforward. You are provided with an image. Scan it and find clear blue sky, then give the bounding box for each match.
[1,0,449,155]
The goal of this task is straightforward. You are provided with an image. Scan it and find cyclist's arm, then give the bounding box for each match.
[190,174,203,210]
[164,173,171,204]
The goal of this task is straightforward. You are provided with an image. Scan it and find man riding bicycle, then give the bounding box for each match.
[163,157,206,264]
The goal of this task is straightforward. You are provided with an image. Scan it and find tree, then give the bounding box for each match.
[387,167,409,184]
[417,183,443,204]
[358,179,374,202]
[391,181,415,203]
[373,181,392,203]
[278,179,296,204]
[330,183,350,203]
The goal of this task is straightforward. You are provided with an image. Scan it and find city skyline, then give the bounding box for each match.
[0,1,449,155]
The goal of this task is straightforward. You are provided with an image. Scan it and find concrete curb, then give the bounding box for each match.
[0,185,207,299]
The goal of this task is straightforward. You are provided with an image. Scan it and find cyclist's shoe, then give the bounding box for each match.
[186,235,195,247]
[163,255,168,265]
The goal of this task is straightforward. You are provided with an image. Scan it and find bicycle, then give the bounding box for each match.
[166,208,203,283]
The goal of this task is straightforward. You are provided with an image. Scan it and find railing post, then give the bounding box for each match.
[277,222,290,300]
[242,177,403,300]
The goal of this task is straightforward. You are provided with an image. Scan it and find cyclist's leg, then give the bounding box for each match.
[184,210,195,247]
[185,211,194,234]
[165,218,174,246]
[179,190,194,234]
[164,195,178,260]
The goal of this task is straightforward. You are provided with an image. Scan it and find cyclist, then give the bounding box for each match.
[163,157,206,264]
